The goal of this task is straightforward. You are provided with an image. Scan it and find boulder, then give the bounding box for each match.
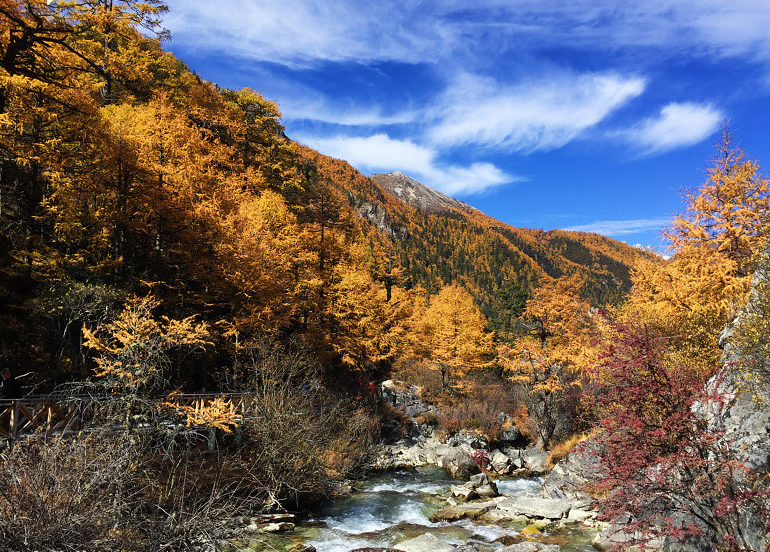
[488,449,512,474]
[500,543,561,552]
[497,425,523,445]
[429,501,496,522]
[495,497,572,520]
[566,508,594,523]
[450,484,474,501]
[503,448,524,469]
[437,446,479,480]
[468,472,488,487]
[395,533,456,552]
[521,448,549,474]
[475,483,499,498]
[458,472,499,499]
[448,430,489,450]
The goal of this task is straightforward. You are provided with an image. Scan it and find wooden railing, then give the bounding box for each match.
[0,393,252,442]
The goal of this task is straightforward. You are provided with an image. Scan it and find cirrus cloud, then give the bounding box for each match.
[427,72,646,152]
[563,217,670,237]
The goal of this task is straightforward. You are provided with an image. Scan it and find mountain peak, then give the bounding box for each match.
[632,243,671,260]
[370,172,474,214]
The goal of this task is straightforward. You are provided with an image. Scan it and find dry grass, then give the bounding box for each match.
[545,430,598,471]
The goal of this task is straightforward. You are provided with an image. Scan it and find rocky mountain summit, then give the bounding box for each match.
[370,172,475,214]
[631,243,670,259]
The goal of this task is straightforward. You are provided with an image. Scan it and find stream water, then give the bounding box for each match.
[233,468,598,552]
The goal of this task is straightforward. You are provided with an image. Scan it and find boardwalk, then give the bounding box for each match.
[0,393,250,442]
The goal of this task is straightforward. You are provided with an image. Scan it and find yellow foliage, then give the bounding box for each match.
[409,284,495,390]
[621,127,768,375]
[84,295,211,393]
[502,274,595,392]
[162,392,241,433]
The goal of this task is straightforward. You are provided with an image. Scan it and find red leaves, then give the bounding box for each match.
[589,319,766,549]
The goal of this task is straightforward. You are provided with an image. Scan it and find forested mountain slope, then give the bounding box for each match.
[301,150,656,334]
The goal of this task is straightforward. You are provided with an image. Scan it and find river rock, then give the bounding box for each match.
[395,533,456,552]
[488,449,512,474]
[429,500,496,522]
[437,446,479,480]
[287,545,316,552]
[494,496,572,520]
[257,522,295,533]
[521,448,549,474]
[471,473,499,497]
[500,543,561,552]
[475,483,499,498]
[504,448,524,469]
[450,484,474,501]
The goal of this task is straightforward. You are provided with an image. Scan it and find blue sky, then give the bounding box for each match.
[162,0,770,249]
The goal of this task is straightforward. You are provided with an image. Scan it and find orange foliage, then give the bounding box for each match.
[409,284,495,391]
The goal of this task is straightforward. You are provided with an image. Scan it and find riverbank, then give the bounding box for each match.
[224,468,601,552]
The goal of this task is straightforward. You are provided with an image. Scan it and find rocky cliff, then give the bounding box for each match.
[369,172,475,215]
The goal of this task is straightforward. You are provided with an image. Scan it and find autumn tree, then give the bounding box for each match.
[324,256,405,375]
[667,126,770,274]
[591,319,768,551]
[499,274,594,447]
[83,295,211,396]
[625,127,770,375]
[410,284,495,391]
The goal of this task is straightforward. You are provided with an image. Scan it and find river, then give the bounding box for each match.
[234,468,598,552]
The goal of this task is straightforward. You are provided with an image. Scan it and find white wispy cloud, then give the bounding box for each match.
[427,72,646,152]
[563,218,670,237]
[280,98,418,127]
[163,0,453,68]
[621,102,723,154]
[296,133,515,195]
[164,0,770,69]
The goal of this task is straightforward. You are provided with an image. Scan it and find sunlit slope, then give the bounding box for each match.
[297,149,657,332]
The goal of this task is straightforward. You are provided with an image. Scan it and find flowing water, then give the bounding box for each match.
[233,468,597,552]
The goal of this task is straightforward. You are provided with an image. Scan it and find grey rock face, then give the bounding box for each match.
[371,172,475,215]
[521,448,549,474]
[448,430,489,450]
[541,439,603,503]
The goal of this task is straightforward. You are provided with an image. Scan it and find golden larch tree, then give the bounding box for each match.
[412,284,495,391]
[625,127,770,376]
[500,274,594,447]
